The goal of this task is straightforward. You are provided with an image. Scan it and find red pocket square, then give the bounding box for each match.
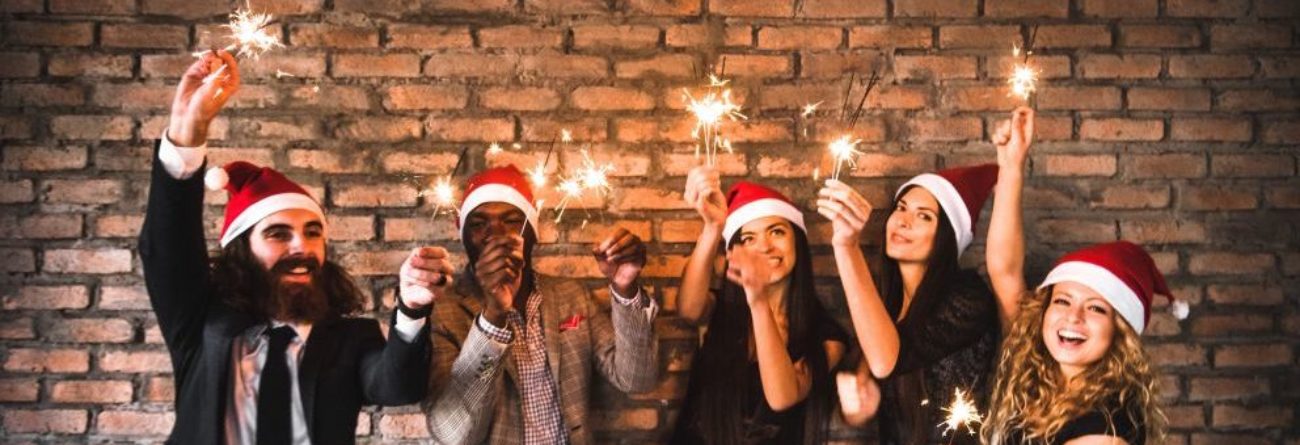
[559,314,584,331]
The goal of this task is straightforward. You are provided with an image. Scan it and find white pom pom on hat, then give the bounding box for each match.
[204,166,229,191]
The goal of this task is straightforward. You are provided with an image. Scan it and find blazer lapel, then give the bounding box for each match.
[297,316,340,434]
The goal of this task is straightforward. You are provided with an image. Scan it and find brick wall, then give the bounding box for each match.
[1,0,1297,443]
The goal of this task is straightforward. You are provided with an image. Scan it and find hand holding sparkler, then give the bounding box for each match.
[168,50,240,147]
[475,233,526,325]
[683,166,727,230]
[993,107,1035,171]
[816,179,873,248]
[592,228,647,298]
[399,246,455,310]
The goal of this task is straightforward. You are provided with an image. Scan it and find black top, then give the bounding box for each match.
[877,269,1000,445]
[1003,403,1146,445]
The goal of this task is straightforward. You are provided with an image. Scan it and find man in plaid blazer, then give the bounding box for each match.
[406,166,659,445]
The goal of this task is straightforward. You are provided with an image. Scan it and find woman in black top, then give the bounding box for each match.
[817,108,1037,445]
[671,169,847,444]
[980,110,1173,445]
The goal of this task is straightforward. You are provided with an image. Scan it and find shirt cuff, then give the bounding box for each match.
[392,311,427,343]
[610,285,646,307]
[475,314,513,344]
[159,128,208,180]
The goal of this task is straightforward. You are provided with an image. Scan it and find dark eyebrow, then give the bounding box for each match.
[305,221,324,230]
[261,223,292,233]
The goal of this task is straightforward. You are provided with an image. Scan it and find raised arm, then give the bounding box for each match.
[986,107,1034,330]
[591,228,660,392]
[678,166,728,325]
[726,247,809,411]
[817,180,900,379]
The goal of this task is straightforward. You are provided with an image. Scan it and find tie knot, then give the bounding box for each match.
[267,325,297,346]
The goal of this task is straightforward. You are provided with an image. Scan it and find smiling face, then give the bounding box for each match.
[1041,281,1119,379]
[248,208,326,286]
[885,186,942,264]
[729,216,798,286]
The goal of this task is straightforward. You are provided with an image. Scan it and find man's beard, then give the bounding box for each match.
[264,255,331,323]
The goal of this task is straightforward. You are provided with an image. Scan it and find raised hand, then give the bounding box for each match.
[474,234,525,319]
[399,247,455,311]
[993,106,1035,170]
[816,179,873,248]
[725,247,774,306]
[593,227,646,297]
[683,166,727,231]
[168,50,240,147]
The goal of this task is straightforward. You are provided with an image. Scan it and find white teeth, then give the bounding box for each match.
[291,267,308,274]
[1058,329,1087,341]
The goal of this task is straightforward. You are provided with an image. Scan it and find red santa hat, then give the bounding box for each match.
[723,181,806,242]
[204,162,326,248]
[457,165,539,237]
[896,163,999,256]
[1038,241,1187,334]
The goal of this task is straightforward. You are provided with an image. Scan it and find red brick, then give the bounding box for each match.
[3,409,88,434]
[521,117,608,142]
[666,24,751,47]
[50,116,134,140]
[383,85,468,111]
[477,87,560,111]
[1190,252,1273,275]
[758,26,842,50]
[379,151,459,175]
[1081,118,1163,141]
[240,54,327,79]
[1171,118,1252,142]
[2,285,89,310]
[571,87,655,111]
[335,117,421,142]
[1124,154,1205,179]
[1263,120,1300,144]
[616,54,698,79]
[1168,0,1249,17]
[987,55,1071,80]
[4,348,89,373]
[333,54,420,78]
[1,84,86,107]
[426,117,514,142]
[1183,185,1258,211]
[327,215,375,240]
[0,317,34,339]
[331,183,419,208]
[0,0,42,12]
[48,53,134,77]
[574,25,660,50]
[519,53,610,78]
[939,25,1019,49]
[896,0,977,17]
[1118,218,1206,243]
[140,0,228,17]
[942,86,1020,111]
[1037,86,1121,110]
[286,149,367,175]
[0,378,38,402]
[755,154,818,178]
[1169,55,1255,78]
[1210,24,1291,50]
[3,145,89,171]
[1211,154,1295,178]
[1219,89,1300,112]
[90,84,171,110]
[984,0,1068,17]
[797,0,885,17]
[46,318,134,343]
[1033,219,1118,243]
[0,52,40,77]
[1092,184,1170,209]
[286,85,370,110]
[51,380,134,403]
[51,0,135,14]
[1267,188,1300,209]
[0,116,32,139]
[711,0,793,16]
[1192,314,1275,338]
[1127,87,1211,111]
[99,286,150,311]
[97,410,174,436]
[0,248,36,272]
[849,25,932,49]
[1258,0,1300,17]
[42,179,125,205]
[144,376,174,403]
[1260,56,1300,78]
[103,24,188,49]
[661,152,747,176]
[1035,24,1111,48]
[0,213,84,239]
[231,117,321,140]
[43,248,132,274]
[387,25,471,49]
[337,250,409,276]
[1120,25,1203,48]
[1079,54,1162,79]
[3,21,95,47]
[895,55,977,80]
[1038,155,1117,177]
[382,217,458,242]
[1146,343,1207,367]
[627,0,701,15]
[1164,405,1207,429]
[906,117,981,142]
[98,350,171,373]
[479,25,564,48]
[1212,406,1292,428]
[1082,0,1157,17]
[1213,343,1292,367]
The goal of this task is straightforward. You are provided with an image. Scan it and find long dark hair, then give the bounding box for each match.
[677,227,835,445]
[209,232,366,321]
[877,185,962,328]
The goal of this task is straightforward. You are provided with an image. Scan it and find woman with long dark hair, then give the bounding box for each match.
[817,108,1036,444]
[670,167,847,444]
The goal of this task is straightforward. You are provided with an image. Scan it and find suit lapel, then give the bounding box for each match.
[297,316,340,435]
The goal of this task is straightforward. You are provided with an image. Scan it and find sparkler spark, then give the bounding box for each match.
[550,150,614,224]
[1008,63,1039,101]
[527,160,549,188]
[224,7,281,60]
[683,75,747,166]
[486,142,504,157]
[801,101,823,118]
[939,388,982,438]
[828,135,863,181]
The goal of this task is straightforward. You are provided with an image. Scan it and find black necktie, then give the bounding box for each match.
[257,325,297,445]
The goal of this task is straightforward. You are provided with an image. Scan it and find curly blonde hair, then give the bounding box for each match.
[981,287,1166,444]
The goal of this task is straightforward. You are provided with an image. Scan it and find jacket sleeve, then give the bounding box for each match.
[590,285,660,393]
[358,310,433,406]
[424,303,510,445]
[138,140,213,380]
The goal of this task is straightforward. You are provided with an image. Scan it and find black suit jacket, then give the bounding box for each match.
[138,143,432,445]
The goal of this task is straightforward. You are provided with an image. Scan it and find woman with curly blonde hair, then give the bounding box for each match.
[980,239,1187,445]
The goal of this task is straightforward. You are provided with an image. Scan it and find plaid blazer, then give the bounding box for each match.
[423,274,659,445]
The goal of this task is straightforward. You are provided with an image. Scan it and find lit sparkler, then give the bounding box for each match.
[486,142,504,157]
[1008,26,1040,105]
[938,388,982,441]
[827,135,863,181]
[801,101,823,118]
[683,74,746,166]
